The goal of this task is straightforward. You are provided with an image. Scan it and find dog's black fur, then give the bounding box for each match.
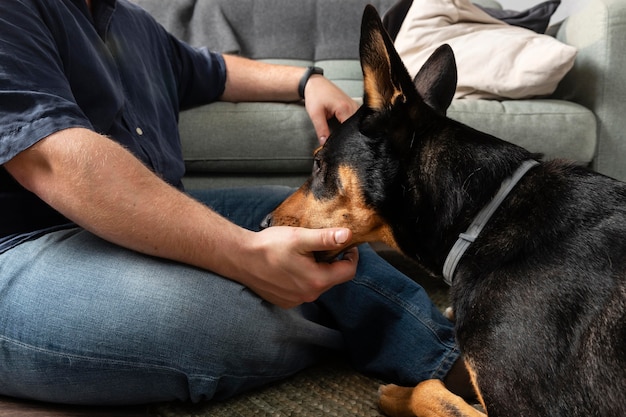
[266,5,626,416]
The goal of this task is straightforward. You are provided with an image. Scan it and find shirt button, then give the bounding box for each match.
[136,127,144,136]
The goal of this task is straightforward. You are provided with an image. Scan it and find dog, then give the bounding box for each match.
[262,5,626,417]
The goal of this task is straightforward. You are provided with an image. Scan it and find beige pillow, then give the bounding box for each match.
[394,0,577,99]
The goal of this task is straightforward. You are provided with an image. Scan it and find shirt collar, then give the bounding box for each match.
[95,0,116,37]
[72,0,117,38]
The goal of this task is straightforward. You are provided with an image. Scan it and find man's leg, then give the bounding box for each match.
[0,186,341,404]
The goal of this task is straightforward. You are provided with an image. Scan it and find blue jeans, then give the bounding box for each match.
[0,186,458,405]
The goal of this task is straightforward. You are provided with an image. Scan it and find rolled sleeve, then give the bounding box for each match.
[0,2,93,164]
[174,42,227,110]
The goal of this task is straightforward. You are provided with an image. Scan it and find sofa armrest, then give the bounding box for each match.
[554,0,626,180]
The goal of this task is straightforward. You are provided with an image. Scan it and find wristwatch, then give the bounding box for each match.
[298,66,324,99]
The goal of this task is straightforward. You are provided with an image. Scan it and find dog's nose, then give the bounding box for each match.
[260,213,273,229]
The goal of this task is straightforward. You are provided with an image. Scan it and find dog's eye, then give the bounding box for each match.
[313,157,322,174]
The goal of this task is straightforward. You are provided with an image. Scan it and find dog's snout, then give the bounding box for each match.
[260,213,273,229]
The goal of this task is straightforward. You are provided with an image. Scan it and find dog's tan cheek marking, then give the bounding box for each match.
[337,166,400,249]
[270,188,309,226]
[300,193,341,229]
[377,225,400,251]
[271,186,344,230]
[273,167,356,231]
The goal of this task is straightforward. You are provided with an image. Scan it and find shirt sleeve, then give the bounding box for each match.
[0,1,93,165]
[164,33,228,110]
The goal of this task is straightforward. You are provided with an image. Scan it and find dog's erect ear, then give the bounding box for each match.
[360,5,458,116]
[360,5,417,112]
[413,44,457,115]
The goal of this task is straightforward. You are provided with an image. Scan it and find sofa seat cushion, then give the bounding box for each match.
[448,99,597,163]
[180,95,596,176]
[180,101,317,174]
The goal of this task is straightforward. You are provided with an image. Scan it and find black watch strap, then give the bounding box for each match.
[298,66,324,99]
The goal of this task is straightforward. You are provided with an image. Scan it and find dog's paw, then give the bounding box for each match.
[378,384,416,417]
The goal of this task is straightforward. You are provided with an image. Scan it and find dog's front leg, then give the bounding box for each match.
[379,380,486,417]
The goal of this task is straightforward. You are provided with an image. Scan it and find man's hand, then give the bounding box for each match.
[219,55,359,145]
[303,75,359,145]
[237,226,359,309]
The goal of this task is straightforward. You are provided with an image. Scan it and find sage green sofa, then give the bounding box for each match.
[132,0,626,190]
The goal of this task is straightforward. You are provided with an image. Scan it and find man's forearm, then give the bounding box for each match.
[4,128,250,278]
[220,54,314,103]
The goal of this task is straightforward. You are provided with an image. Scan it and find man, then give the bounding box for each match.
[0,0,469,405]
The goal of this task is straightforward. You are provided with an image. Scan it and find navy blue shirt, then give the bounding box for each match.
[0,0,227,241]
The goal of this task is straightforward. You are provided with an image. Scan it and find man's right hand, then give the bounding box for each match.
[232,226,359,309]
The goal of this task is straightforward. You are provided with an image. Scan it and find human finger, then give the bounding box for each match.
[308,109,331,144]
[296,227,352,254]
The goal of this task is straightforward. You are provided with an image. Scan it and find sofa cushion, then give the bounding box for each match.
[447,99,596,163]
[394,0,577,99]
[384,0,558,41]
[132,0,398,60]
[476,0,561,33]
[180,101,317,174]
[180,97,596,176]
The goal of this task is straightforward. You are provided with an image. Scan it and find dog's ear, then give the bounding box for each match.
[359,5,418,113]
[413,44,457,116]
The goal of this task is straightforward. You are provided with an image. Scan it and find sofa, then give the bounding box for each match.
[132,0,626,192]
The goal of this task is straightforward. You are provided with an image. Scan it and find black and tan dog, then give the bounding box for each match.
[263,5,626,417]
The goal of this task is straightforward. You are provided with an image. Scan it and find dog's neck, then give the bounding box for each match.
[442,159,539,285]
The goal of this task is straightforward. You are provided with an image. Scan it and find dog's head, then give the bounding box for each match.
[262,5,457,259]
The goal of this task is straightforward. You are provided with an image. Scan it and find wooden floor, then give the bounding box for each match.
[0,396,152,417]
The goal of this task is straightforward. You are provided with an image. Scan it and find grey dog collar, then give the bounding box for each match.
[442,159,540,286]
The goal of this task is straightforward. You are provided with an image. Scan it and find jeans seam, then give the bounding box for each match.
[430,345,461,380]
[0,334,185,376]
[0,334,307,384]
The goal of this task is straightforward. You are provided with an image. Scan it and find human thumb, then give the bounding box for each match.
[300,227,352,252]
[333,228,350,245]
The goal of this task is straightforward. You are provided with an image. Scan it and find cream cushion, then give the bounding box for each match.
[394,0,577,99]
